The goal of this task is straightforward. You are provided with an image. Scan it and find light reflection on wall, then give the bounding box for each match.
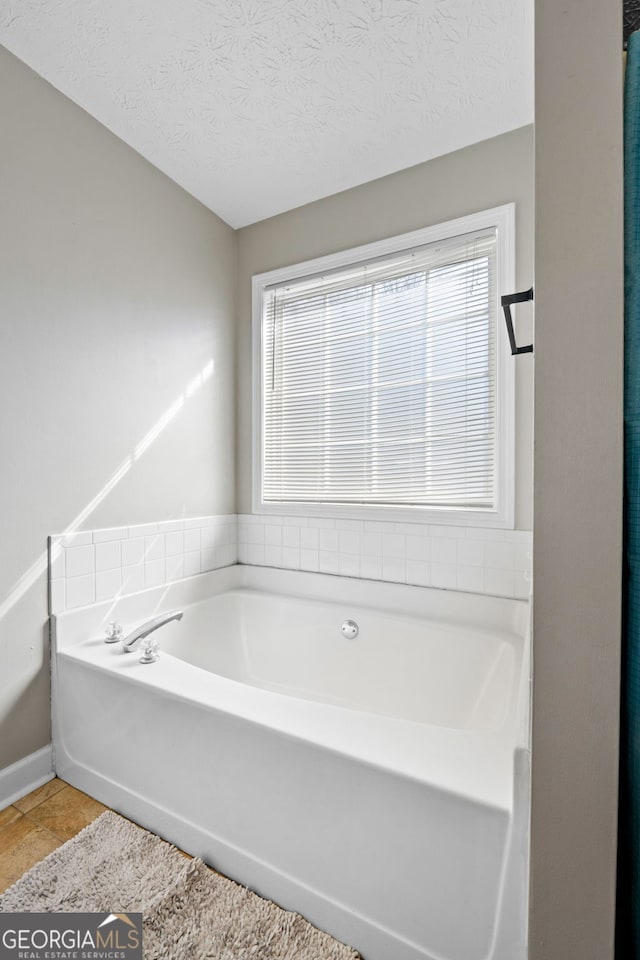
[0,358,215,623]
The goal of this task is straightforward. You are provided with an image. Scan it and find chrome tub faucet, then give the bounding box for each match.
[122,610,183,663]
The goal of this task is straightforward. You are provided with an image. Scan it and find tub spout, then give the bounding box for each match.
[122,610,183,654]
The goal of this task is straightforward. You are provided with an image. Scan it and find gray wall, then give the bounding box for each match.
[530,0,623,957]
[0,47,236,770]
[235,126,534,530]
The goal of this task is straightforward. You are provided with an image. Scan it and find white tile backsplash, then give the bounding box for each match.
[300,548,319,571]
[60,532,92,548]
[122,563,145,595]
[282,546,301,569]
[485,567,517,598]
[184,517,206,530]
[360,555,383,580]
[158,520,184,534]
[200,527,216,551]
[65,573,95,609]
[319,529,339,551]
[144,559,165,587]
[484,541,516,569]
[95,540,121,572]
[49,545,65,580]
[458,539,485,567]
[93,526,128,543]
[406,535,429,562]
[319,549,339,574]
[215,524,231,545]
[282,526,300,548]
[300,527,319,550]
[383,556,406,582]
[184,528,201,553]
[382,533,405,559]
[265,525,283,546]
[122,537,145,566]
[515,543,532,571]
[184,551,201,577]
[247,523,265,545]
[406,559,430,587]
[339,530,360,554]
[514,570,530,599]
[237,513,532,600]
[339,553,361,577]
[337,518,364,532]
[48,515,238,613]
[144,535,165,561]
[65,544,94,578]
[265,544,283,566]
[96,567,122,601]
[216,543,235,566]
[247,543,265,565]
[431,537,457,564]
[49,578,65,612]
[362,532,382,556]
[165,531,184,557]
[129,523,158,538]
[457,565,486,594]
[166,555,185,582]
[201,547,217,571]
[48,512,531,613]
[431,562,457,589]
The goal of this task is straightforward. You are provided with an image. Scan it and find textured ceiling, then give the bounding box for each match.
[0,0,533,228]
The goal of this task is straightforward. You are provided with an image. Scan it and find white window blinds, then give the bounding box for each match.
[261,228,498,511]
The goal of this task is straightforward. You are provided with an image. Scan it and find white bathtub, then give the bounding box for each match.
[52,565,530,960]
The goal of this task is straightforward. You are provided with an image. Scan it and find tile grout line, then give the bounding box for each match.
[21,809,70,844]
[12,779,68,815]
[23,817,63,845]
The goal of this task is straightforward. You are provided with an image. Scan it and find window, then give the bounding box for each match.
[252,205,515,528]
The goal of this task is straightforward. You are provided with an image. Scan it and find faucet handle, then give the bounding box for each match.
[104,621,123,644]
[139,635,160,664]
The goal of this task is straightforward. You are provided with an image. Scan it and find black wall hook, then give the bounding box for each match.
[501,287,534,355]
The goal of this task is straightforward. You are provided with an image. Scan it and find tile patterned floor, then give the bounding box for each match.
[0,778,108,893]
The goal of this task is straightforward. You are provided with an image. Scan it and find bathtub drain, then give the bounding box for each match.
[341,619,359,639]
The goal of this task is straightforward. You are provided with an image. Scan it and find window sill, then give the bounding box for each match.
[253,499,514,531]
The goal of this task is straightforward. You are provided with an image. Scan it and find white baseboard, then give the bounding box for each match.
[0,745,54,808]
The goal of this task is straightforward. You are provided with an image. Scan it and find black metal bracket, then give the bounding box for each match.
[501,287,534,355]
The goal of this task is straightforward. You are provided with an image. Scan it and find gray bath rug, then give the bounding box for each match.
[0,810,360,960]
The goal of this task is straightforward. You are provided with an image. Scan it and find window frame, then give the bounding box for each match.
[252,204,515,529]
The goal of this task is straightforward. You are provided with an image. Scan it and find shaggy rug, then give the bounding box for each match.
[0,811,361,960]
